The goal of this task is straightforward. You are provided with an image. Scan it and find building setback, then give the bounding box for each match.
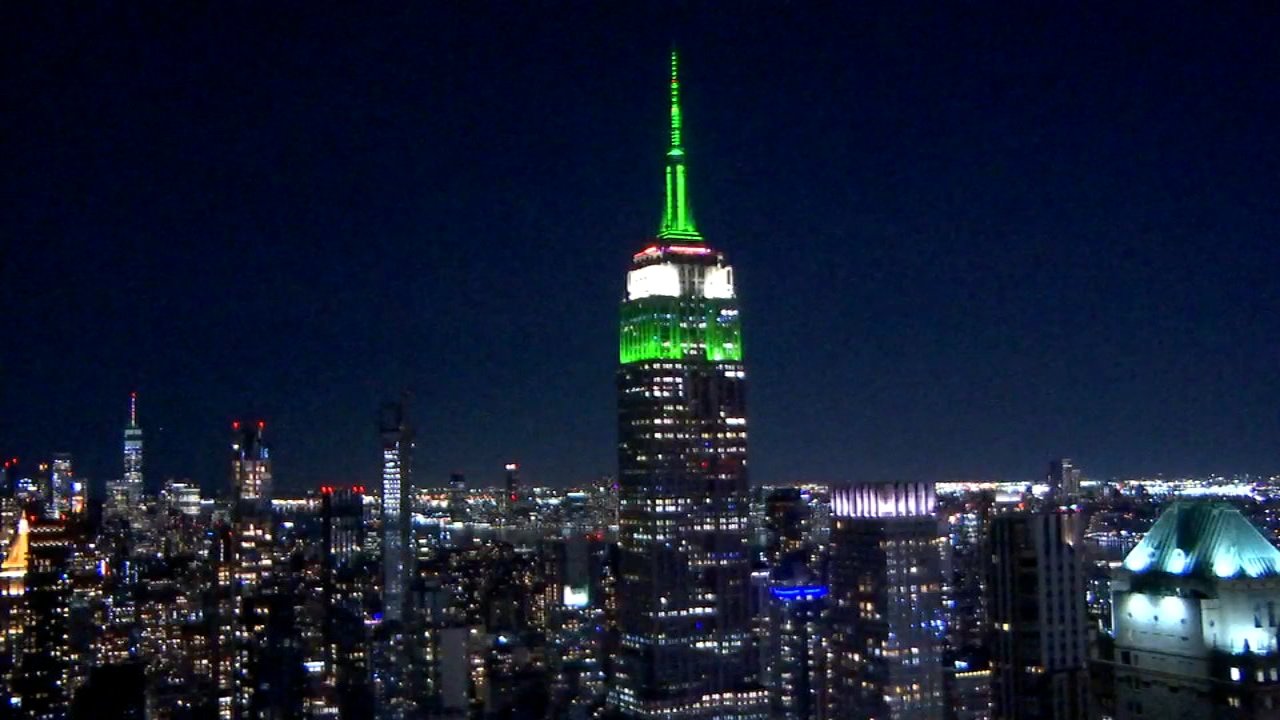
[609,50,762,719]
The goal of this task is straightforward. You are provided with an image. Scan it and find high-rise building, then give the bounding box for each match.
[1111,501,1280,719]
[106,395,145,520]
[123,392,143,495]
[609,50,761,719]
[1047,458,1080,501]
[379,400,413,624]
[763,487,811,568]
[988,510,1089,720]
[48,453,75,518]
[828,481,945,720]
[941,494,993,653]
[13,518,73,719]
[504,462,522,525]
[448,472,467,524]
[231,421,272,509]
[320,484,370,705]
[763,571,829,720]
[944,650,993,720]
[225,420,275,719]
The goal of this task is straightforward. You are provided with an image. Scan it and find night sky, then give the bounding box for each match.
[4,3,1278,493]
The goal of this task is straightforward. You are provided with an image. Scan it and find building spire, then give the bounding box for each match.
[129,392,138,427]
[659,49,702,241]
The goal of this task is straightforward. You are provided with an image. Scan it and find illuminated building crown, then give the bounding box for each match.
[1122,500,1280,580]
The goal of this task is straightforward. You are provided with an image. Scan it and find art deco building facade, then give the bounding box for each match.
[828,482,945,720]
[610,51,761,719]
[1112,501,1280,719]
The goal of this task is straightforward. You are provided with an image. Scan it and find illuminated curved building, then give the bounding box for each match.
[828,482,945,720]
[609,51,761,718]
[1112,501,1280,719]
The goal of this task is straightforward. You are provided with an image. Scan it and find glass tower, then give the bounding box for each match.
[123,392,143,493]
[610,51,761,718]
[379,400,413,624]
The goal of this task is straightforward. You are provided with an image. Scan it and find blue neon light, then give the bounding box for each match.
[770,585,828,601]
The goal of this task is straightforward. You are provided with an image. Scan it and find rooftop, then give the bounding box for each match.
[1122,501,1280,580]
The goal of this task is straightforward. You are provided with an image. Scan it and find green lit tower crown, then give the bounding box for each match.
[610,51,761,718]
[618,51,742,365]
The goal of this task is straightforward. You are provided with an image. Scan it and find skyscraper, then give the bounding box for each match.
[13,518,73,719]
[122,392,143,492]
[610,51,761,719]
[47,453,73,518]
[504,462,522,525]
[763,568,829,720]
[226,420,274,719]
[1047,458,1080,501]
[106,394,144,519]
[828,481,945,720]
[379,400,412,624]
[448,472,467,524]
[988,511,1089,720]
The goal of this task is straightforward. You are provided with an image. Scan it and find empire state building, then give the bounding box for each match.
[609,51,763,719]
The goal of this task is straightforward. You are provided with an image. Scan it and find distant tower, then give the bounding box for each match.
[379,399,413,624]
[231,421,272,509]
[48,453,73,518]
[321,484,369,699]
[123,392,144,492]
[1047,458,1080,501]
[504,462,521,524]
[828,482,945,719]
[448,473,467,524]
[226,420,275,717]
[989,510,1089,720]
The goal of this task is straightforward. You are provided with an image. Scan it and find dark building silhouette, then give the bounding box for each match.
[989,511,1089,720]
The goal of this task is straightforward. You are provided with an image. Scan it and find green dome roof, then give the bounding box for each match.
[1122,501,1280,580]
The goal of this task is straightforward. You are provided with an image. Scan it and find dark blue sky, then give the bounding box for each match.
[4,3,1278,492]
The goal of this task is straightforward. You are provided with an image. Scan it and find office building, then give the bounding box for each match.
[13,518,73,719]
[47,453,75,518]
[107,393,145,517]
[1048,459,1080,502]
[764,570,828,720]
[379,400,413,624]
[989,511,1089,719]
[609,50,761,719]
[828,481,945,720]
[449,472,467,524]
[504,462,524,525]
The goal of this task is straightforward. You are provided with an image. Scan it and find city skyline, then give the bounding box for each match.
[5,4,1279,492]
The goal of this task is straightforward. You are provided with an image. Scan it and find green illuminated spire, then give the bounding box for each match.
[659,50,702,241]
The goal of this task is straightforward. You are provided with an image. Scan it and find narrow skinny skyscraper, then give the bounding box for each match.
[610,51,761,719]
[379,399,413,624]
